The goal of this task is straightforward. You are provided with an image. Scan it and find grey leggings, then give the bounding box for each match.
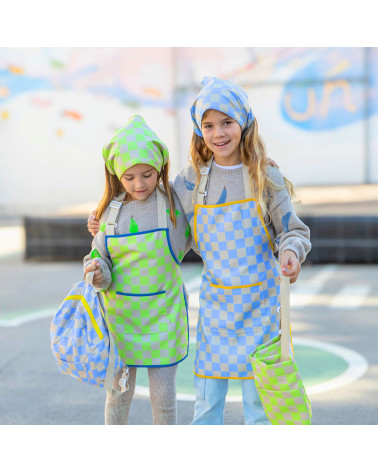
[105,364,178,425]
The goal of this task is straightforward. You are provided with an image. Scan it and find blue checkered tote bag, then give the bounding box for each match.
[50,273,128,394]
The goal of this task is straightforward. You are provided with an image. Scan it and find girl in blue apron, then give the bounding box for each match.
[173,77,311,424]
[84,115,190,425]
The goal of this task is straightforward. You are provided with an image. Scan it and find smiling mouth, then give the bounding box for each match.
[213,140,230,147]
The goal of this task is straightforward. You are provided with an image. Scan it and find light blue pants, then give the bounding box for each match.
[191,376,270,425]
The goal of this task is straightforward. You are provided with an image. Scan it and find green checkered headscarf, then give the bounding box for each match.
[103,115,169,179]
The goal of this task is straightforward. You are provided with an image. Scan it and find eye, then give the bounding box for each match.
[203,124,212,129]
[143,173,153,178]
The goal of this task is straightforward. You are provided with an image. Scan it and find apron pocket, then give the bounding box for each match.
[201,282,266,332]
[115,291,169,335]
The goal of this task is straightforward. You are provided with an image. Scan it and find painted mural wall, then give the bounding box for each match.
[0,47,377,216]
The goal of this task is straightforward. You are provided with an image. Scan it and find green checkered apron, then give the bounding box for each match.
[193,157,280,379]
[102,190,189,367]
[250,276,312,424]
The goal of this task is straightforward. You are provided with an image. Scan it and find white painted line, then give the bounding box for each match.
[0,308,55,327]
[294,337,368,396]
[134,336,368,402]
[329,285,371,310]
[290,265,337,306]
[185,277,202,293]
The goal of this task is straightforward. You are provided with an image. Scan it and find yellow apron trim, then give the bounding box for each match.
[209,282,262,290]
[64,295,104,340]
[194,199,255,246]
[290,324,294,356]
[195,197,255,209]
[255,203,275,252]
[193,370,254,380]
[194,198,275,252]
[194,204,199,246]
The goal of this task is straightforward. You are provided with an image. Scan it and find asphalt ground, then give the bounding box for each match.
[0,238,377,425]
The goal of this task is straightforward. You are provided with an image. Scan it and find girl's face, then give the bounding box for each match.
[120,164,158,201]
[201,109,242,166]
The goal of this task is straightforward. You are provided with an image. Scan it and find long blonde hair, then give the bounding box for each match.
[189,115,295,219]
[96,161,177,226]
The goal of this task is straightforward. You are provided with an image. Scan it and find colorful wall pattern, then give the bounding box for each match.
[0,47,377,216]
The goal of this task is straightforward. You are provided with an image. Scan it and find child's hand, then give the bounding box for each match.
[266,157,279,168]
[87,210,100,237]
[84,261,103,285]
[280,250,300,284]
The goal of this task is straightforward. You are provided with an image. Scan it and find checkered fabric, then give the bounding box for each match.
[190,76,254,137]
[50,280,124,387]
[104,229,188,367]
[250,335,312,425]
[194,199,280,379]
[103,114,169,179]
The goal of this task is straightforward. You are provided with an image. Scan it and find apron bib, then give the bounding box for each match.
[194,158,281,379]
[103,190,189,367]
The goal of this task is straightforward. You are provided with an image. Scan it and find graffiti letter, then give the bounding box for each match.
[284,89,317,122]
[319,80,357,117]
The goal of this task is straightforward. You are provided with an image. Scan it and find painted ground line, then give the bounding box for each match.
[2,307,368,400]
[0,308,56,327]
[134,336,368,402]
[293,337,368,395]
[329,284,371,310]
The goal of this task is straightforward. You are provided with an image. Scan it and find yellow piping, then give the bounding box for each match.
[193,370,254,380]
[255,203,275,251]
[194,198,274,252]
[209,282,262,290]
[195,198,255,209]
[64,295,104,339]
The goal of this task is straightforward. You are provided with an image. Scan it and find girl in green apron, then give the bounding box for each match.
[84,115,190,425]
[173,77,311,424]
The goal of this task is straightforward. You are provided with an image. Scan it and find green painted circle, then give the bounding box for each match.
[135,342,349,395]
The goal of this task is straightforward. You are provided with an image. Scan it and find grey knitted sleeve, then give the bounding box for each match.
[265,166,311,264]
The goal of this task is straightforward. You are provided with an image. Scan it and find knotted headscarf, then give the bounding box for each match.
[190,76,254,137]
[103,114,169,179]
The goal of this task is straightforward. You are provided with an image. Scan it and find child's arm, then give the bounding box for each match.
[83,209,113,291]
[266,167,311,283]
[87,210,99,236]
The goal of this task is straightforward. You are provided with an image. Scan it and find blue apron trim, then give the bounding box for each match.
[116,290,166,297]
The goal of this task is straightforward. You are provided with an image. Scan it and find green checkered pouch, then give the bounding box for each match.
[250,276,312,425]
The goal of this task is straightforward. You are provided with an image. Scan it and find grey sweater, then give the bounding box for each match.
[173,161,311,263]
[83,187,192,291]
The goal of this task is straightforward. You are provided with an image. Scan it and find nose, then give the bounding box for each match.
[134,176,145,190]
[214,125,225,138]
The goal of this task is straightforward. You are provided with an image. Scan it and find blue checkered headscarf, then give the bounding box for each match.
[190,76,254,137]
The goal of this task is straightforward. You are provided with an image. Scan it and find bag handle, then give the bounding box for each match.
[280,274,291,362]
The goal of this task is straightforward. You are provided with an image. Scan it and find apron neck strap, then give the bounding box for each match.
[105,192,126,236]
[197,156,213,205]
[106,190,167,235]
[196,157,253,204]
[156,188,167,228]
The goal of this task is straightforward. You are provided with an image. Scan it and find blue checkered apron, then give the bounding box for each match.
[193,160,281,379]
